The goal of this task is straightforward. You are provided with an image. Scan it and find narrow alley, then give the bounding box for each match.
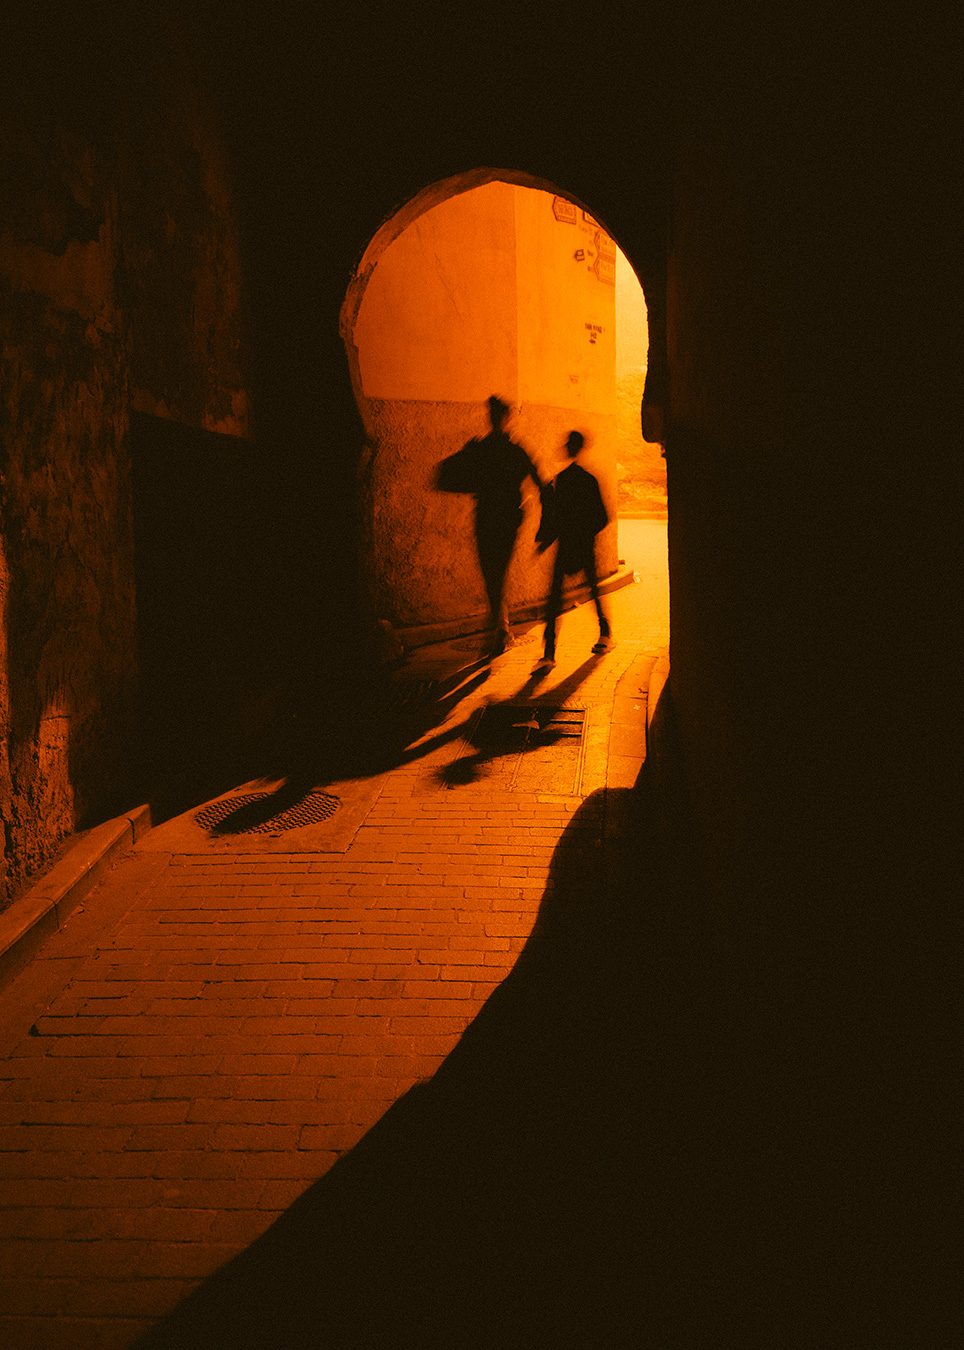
[0,524,668,1349]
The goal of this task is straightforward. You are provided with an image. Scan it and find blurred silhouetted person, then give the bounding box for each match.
[538,431,612,665]
[437,395,543,655]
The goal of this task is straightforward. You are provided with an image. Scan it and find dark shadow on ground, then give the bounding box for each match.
[144,656,489,827]
[427,653,603,787]
[149,651,603,834]
[133,782,659,1349]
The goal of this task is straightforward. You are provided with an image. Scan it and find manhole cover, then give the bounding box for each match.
[194,789,341,835]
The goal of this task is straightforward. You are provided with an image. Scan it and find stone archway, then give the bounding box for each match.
[340,169,656,649]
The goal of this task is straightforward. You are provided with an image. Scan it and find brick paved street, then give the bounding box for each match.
[0,523,668,1348]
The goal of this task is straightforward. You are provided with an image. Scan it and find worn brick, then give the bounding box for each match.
[58,1276,193,1318]
[240,1016,318,1035]
[186,1099,275,1124]
[124,1124,213,1152]
[68,1178,173,1207]
[0,1177,76,1209]
[373,1053,442,1078]
[255,1181,312,1209]
[145,1151,244,1180]
[439,964,494,981]
[89,1207,217,1243]
[0,1237,150,1280]
[298,1124,366,1152]
[71,1153,164,1179]
[209,1208,276,1243]
[133,1241,237,1279]
[237,1150,326,1180]
[159,1180,266,1209]
[0,599,652,1320]
[0,1150,84,1179]
[388,1014,471,1035]
[215,1054,298,1077]
[209,1124,300,1151]
[265,1099,355,1125]
[0,1125,133,1152]
[402,980,473,999]
[0,1276,81,1316]
[197,981,268,1000]
[220,1075,320,1101]
[303,1069,386,1101]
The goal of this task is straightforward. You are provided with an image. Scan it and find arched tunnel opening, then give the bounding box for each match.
[341,173,668,659]
[120,172,670,838]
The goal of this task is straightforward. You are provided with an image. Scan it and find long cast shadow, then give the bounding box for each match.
[154,653,603,835]
[134,783,657,1349]
[145,656,493,827]
[424,653,604,788]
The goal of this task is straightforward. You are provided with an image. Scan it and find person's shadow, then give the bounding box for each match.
[145,655,495,832]
[430,653,603,787]
[132,779,658,1350]
[189,651,602,835]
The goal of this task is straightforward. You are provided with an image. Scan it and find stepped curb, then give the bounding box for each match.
[0,804,152,990]
[393,564,636,651]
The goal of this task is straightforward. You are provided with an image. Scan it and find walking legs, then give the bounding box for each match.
[543,553,565,659]
[542,540,611,662]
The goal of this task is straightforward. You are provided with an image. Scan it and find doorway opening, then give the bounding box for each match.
[340,170,668,653]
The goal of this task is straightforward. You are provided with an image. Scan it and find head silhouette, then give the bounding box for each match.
[488,395,510,431]
[565,430,585,458]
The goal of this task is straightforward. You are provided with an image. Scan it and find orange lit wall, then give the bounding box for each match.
[348,181,620,635]
[615,249,666,515]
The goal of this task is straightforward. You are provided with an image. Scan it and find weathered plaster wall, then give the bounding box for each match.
[354,184,518,406]
[350,182,618,633]
[514,188,616,418]
[0,99,135,902]
[121,72,250,437]
[615,247,666,515]
[1,62,252,903]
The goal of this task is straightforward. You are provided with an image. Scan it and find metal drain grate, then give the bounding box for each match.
[474,704,586,745]
[462,704,588,795]
[194,789,341,835]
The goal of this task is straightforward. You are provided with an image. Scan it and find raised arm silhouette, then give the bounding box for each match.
[436,395,543,656]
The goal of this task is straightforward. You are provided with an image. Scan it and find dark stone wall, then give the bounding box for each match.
[129,413,273,783]
[645,17,956,1337]
[119,58,251,437]
[0,92,135,901]
[1,19,253,902]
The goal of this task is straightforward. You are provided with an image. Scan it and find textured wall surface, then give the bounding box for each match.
[1,69,251,904]
[615,248,665,514]
[0,102,136,902]
[122,73,250,436]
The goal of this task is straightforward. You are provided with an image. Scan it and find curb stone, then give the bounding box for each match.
[0,803,152,989]
[394,564,635,651]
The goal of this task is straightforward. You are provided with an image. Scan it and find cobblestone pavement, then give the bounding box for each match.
[0,523,668,1348]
